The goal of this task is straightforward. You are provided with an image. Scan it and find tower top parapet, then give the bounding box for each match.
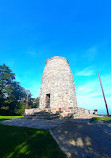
[46,56,69,64]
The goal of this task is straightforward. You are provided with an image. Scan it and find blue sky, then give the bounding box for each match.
[0,0,111,114]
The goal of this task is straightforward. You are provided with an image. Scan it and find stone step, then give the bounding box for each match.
[32,113,59,117]
[24,115,59,120]
[24,111,60,120]
[33,112,53,115]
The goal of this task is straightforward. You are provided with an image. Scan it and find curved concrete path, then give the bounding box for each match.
[51,121,111,158]
[0,118,66,130]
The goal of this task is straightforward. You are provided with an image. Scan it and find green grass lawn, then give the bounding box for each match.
[0,116,65,158]
[90,116,111,123]
[0,116,24,121]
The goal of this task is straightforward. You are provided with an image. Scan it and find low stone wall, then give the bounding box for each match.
[25,108,41,115]
[25,107,98,119]
[89,109,98,115]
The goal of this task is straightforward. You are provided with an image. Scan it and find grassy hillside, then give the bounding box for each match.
[90,116,111,123]
[0,116,65,158]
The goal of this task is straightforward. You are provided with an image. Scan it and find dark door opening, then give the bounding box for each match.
[46,94,50,108]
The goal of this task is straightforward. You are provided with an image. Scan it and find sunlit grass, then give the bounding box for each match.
[0,124,65,158]
[0,116,23,121]
[90,116,111,123]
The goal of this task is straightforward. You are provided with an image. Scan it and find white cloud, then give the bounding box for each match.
[27,51,37,56]
[77,75,111,97]
[76,74,111,114]
[83,46,98,61]
[77,95,111,114]
[76,66,94,76]
[87,46,98,55]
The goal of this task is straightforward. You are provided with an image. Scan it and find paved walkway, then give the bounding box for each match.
[0,118,90,130]
[51,121,111,158]
[0,118,66,130]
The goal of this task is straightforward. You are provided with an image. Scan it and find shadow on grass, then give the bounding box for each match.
[0,124,65,158]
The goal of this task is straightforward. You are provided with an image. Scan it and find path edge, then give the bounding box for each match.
[49,129,70,158]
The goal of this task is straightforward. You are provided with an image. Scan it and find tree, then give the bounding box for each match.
[29,97,39,108]
[0,64,16,114]
[6,82,26,102]
[0,64,28,115]
[0,64,15,98]
[34,97,39,108]
[5,81,27,115]
[0,64,38,116]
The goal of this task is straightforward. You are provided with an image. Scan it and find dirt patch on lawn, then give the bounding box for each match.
[51,121,111,158]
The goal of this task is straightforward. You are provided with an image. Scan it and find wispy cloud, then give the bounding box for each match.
[76,74,111,114]
[77,75,111,97]
[87,46,98,55]
[27,51,37,56]
[77,96,111,114]
[76,66,94,76]
[83,46,98,61]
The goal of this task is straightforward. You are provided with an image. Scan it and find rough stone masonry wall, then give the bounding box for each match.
[39,56,77,114]
[25,107,98,118]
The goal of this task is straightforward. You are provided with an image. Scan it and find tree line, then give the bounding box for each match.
[0,64,39,116]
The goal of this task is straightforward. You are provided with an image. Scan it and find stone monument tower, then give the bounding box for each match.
[39,56,77,116]
[25,56,98,118]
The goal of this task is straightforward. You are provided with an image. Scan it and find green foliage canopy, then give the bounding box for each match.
[0,64,39,116]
